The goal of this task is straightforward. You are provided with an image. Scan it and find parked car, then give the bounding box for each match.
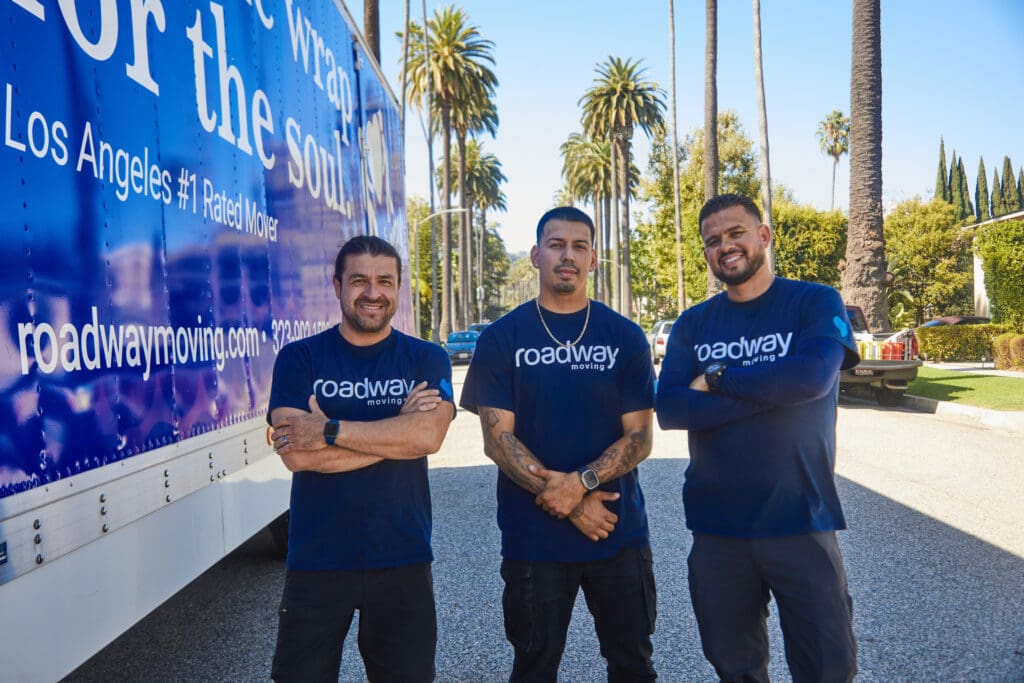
[648,320,674,364]
[918,315,990,328]
[468,322,490,333]
[445,330,479,364]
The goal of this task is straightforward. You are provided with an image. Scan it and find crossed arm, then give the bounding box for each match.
[657,336,846,432]
[476,405,653,541]
[270,382,454,473]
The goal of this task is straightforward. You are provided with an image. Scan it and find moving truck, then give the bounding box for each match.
[0,1,410,679]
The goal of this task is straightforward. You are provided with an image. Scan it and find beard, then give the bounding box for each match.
[710,247,766,286]
[342,297,396,334]
[549,264,583,294]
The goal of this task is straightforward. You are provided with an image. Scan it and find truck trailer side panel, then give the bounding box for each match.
[0,1,408,679]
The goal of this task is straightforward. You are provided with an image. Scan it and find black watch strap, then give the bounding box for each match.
[705,362,727,391]
[323,419,340,446]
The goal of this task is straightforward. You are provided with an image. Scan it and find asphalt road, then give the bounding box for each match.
[66,366,1024,682]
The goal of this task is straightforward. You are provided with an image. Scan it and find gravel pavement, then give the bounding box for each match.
[65,367,1024,682]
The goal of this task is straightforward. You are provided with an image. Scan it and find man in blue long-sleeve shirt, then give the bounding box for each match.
[656,194,859,683]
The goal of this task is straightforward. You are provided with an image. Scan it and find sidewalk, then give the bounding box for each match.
[904,361,1024,435]
[922,360,1024,379]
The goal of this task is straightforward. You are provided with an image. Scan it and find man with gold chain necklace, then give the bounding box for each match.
[461,207,657,682]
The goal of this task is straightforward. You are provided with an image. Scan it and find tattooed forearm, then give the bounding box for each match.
[591,424,653,483]
[498,433,546,494]
[478,408,546,495]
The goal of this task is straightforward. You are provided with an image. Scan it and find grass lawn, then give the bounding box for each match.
[908,367,1024,411]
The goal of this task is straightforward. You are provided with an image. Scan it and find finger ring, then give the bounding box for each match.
[282,435,288,445]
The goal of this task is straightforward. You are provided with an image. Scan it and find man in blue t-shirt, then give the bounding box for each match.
[460,207,658,682]
[656,194,859,683]
[267,236,454,683]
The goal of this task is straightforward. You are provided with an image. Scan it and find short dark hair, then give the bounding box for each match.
[536,206,595,244]
[334,235,402,282]
[698,193,762,231]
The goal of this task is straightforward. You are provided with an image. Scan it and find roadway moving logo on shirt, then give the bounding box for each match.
[694,331,793,366]
[313,377,417,406]
[514,344,619,372]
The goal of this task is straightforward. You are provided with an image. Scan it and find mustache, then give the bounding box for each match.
[555,263,580,274]
[355,297,390,306]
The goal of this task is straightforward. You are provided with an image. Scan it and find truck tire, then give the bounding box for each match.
[268,511,289,559]
[873,388,904,407]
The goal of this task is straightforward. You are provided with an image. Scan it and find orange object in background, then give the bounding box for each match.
[881,342,905,360]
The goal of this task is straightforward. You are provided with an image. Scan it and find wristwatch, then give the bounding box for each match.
[704,362,728,391]
[577,467,600,491]
[323,419,340,446]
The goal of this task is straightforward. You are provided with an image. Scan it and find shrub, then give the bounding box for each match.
[916,324,1010,361]
[1011,335,1024,370]
[993,333,1015,369]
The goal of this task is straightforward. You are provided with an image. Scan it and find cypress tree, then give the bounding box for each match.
[934,138,949,202]
[975,157,990,221]
[958,157,974,219]
[1018,168,1024,212]
[1001,156,1019,213]
[948,151,957,205]
[950,155,968,220]
[992,168,1004,217]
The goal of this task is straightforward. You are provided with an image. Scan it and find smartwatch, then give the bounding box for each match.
[704,362,727,391]
[577,467,600,491]
[323,419,340,446]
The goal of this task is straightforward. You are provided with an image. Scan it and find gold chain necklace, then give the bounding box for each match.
[535,298,591,347]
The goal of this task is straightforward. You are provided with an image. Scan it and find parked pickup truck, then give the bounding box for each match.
[841,305,923,405]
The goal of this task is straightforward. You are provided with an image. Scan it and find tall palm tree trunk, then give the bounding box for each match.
[602,193,612,306]
[753,0,774,272]
[440,103,453,340]
[617,136,633,318]
[477,207,485,322]
[843,0,888,332]
[669,0,685,312]
[364,0,380,62]
[457,131,470,330]
[609,145,621,312]
[830,157,838,210]
[705,0,722,297]
[593,199,602,302]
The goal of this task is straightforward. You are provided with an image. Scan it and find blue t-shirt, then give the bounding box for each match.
[268,326,453,570]
[460,300,654,562]
[658,278,857,537]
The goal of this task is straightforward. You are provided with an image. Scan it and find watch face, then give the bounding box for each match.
[324,420,340,440]
[580,469,600,490]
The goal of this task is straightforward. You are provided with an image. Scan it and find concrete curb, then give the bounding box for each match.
[903,393,1024,435]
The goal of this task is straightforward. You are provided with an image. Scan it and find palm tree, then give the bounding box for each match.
[816,110,850,211]
[452,92,498,329]
[705,0,722,296]
[752,0,774,271]
[561,132,613,304]
[843,0,888,332]
[581,57,666,318]
[402,6,496,339]
[460,139,506,322]
[668,0,685,311]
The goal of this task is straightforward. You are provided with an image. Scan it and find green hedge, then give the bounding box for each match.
[916,324,1010,361]
[994,332,1024,370]
[976,220,1024,329]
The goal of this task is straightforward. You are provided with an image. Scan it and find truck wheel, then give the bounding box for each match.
[873,388,904,407]
[268,511,289,559]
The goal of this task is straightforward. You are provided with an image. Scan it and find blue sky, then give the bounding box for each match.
[348,0,1024,254]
